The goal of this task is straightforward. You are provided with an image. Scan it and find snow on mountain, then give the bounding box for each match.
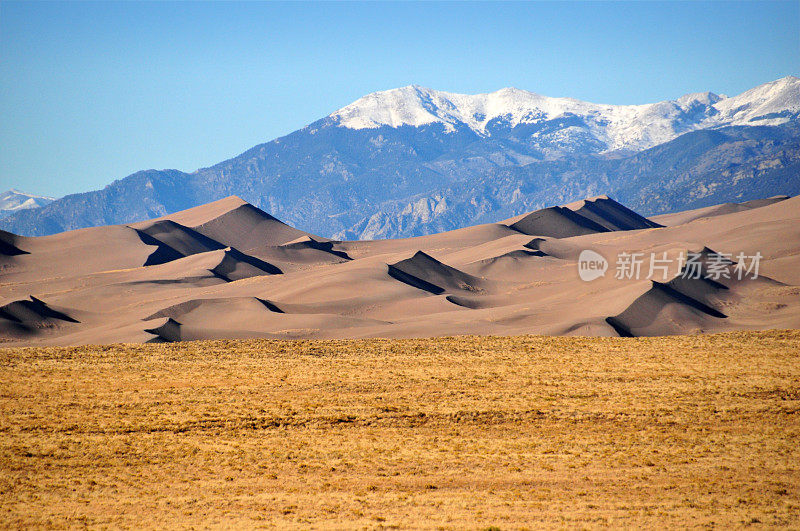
[0,189,55,219]
[715,75,800,125]
[329,76,800,153]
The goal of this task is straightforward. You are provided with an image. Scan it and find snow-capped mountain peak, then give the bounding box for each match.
[330,85,577,136]
[329,77,799,153]
[0,189,55,220]
[714,75,800,125]
[675,91,723,107]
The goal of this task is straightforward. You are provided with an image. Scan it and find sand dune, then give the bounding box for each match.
[131,219,225,258]
[131,246,280,285]
[243,236,352,272]
[142,317,182,342]
[606,279,729,337]
[564,195,663,231]
[466,249,551,278]
[651,195,789,226]
[160,196,309,250]
[605,243,794,337]
[145,297,281,321]
[142,297,281,342]
[209,247,282,281]
[388,251,488,295]
[0,225,178,281]
[281,236,350,259]
[0,230,27,256]
[142,296,389,342]
[0,296,79,338]
[507,206,609,238]
[1,194,797,345]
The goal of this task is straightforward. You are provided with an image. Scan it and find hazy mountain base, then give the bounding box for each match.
[2,120,798,239]
[339,124,800,239]
[1,330,798,528]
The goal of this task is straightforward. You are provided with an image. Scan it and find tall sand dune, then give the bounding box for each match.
[508,206,609,238]
[387,251,486,295]
[131,219,225,258]
[564,195,663,231]
[606,279,729,337]
[160,196,311,250]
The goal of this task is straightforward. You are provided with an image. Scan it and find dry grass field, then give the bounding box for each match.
[1,331,799,528]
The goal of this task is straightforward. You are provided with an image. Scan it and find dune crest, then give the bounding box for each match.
[388,251,486,295]
[143,317,182,342]
[0,229,28,256]
[209,247,282,281]
[177,198,309,250]
[565,195,663,231]
[132,220,226,257]
[0,296,80,338]
[508,206,608,238]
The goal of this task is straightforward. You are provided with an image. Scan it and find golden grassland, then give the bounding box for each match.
[1,331,799,529]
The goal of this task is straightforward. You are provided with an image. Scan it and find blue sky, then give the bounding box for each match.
[1,1,798,197]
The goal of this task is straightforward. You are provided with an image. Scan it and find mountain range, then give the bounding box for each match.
[2,76,798,239]
[0,190,54,220]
